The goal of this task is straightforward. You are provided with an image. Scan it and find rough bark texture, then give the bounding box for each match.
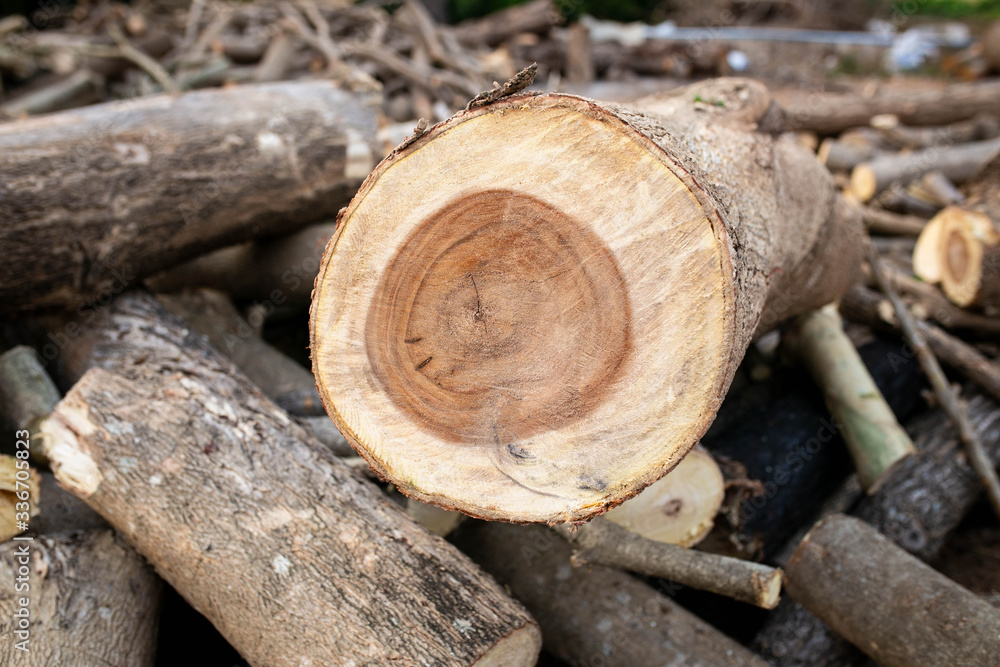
[0,529,162,666]
[701,337,924,560]
[311,77,863,523]
[42,292,541,667]
[0,81,376,314]
[157,289,324,416]
[773,80,1000,135]
[453,521,769,667]
[783,514,1000,667]
[755,390,1000,665]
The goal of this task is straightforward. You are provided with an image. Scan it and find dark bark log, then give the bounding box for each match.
[0,529,162,666]
[701,337,925,560]
[0,81,376,314]
[41,292,541,666]
[452,521,769,667]
[783,514,1000,667]
[755,389,1000,665]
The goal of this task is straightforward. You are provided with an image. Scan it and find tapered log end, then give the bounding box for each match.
[849,164,878,202]
[311,94,736,522]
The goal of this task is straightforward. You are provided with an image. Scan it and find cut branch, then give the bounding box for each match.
[783,514,1000,667]
[557,518,783,609]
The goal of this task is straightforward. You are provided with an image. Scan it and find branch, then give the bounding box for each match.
[556,518,783,609]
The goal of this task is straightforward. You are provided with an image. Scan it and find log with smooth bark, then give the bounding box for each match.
[0,81,376,313]
[870,112,1000,150]
[311,76,864,523]
[848,137,1000,202]
[0,529,162,666]
[453,522,769,667]
[41,292,541,667]
[0,346,60,450]
[783,514,1000,667]
[788,305,915,492]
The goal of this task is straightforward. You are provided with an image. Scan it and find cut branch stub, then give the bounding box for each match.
[311,80,863,523]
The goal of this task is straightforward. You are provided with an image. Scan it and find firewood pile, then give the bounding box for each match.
[2,1,1000,665]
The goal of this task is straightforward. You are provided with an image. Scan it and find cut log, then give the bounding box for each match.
[0,81,376,313]
[925,206,1000,310]
[603,445,724,547]
[147,223,336,308]
[310,77,864,523]
[862,206,927,236]
[0,529,162,666]
[0,455,40,541]
[452,522,769,667]
[848,137,1000,202]
[788,305,915,492]
[41,292,541,666]
[775,80,1000,135]
[783,514,1000,667]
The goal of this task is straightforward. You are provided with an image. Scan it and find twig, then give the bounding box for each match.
[280,2,379,91]
[107,21,180,94]
[868,244,1000,520]
[556,518,783,609]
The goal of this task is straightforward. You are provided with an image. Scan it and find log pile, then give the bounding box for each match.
[4,2,1000,666]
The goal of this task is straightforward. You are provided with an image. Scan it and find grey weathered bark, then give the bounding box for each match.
[782,514,1000,667]
[41,292,541,666]
[0,81,376,314]
[0,529,162,666]
[453,521,769,667]
[774,80,1000,135]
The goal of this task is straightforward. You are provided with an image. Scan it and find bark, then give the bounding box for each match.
[147,223,336,308]
[0,81,376,314]
[701,337,925,560]
[755,390,1000,665]
[775,79,1000,135]
[871,112,1000,150]
[311,77,864,523]
[782,514,1000,667]
[0,346,60,448]
[862,206,927,236]
[848,137,1000,202]
[157,289,325,416]
[559,519,783,609]
[41,292,541,666]
[0,529,162,666]
[452,522,769,667]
